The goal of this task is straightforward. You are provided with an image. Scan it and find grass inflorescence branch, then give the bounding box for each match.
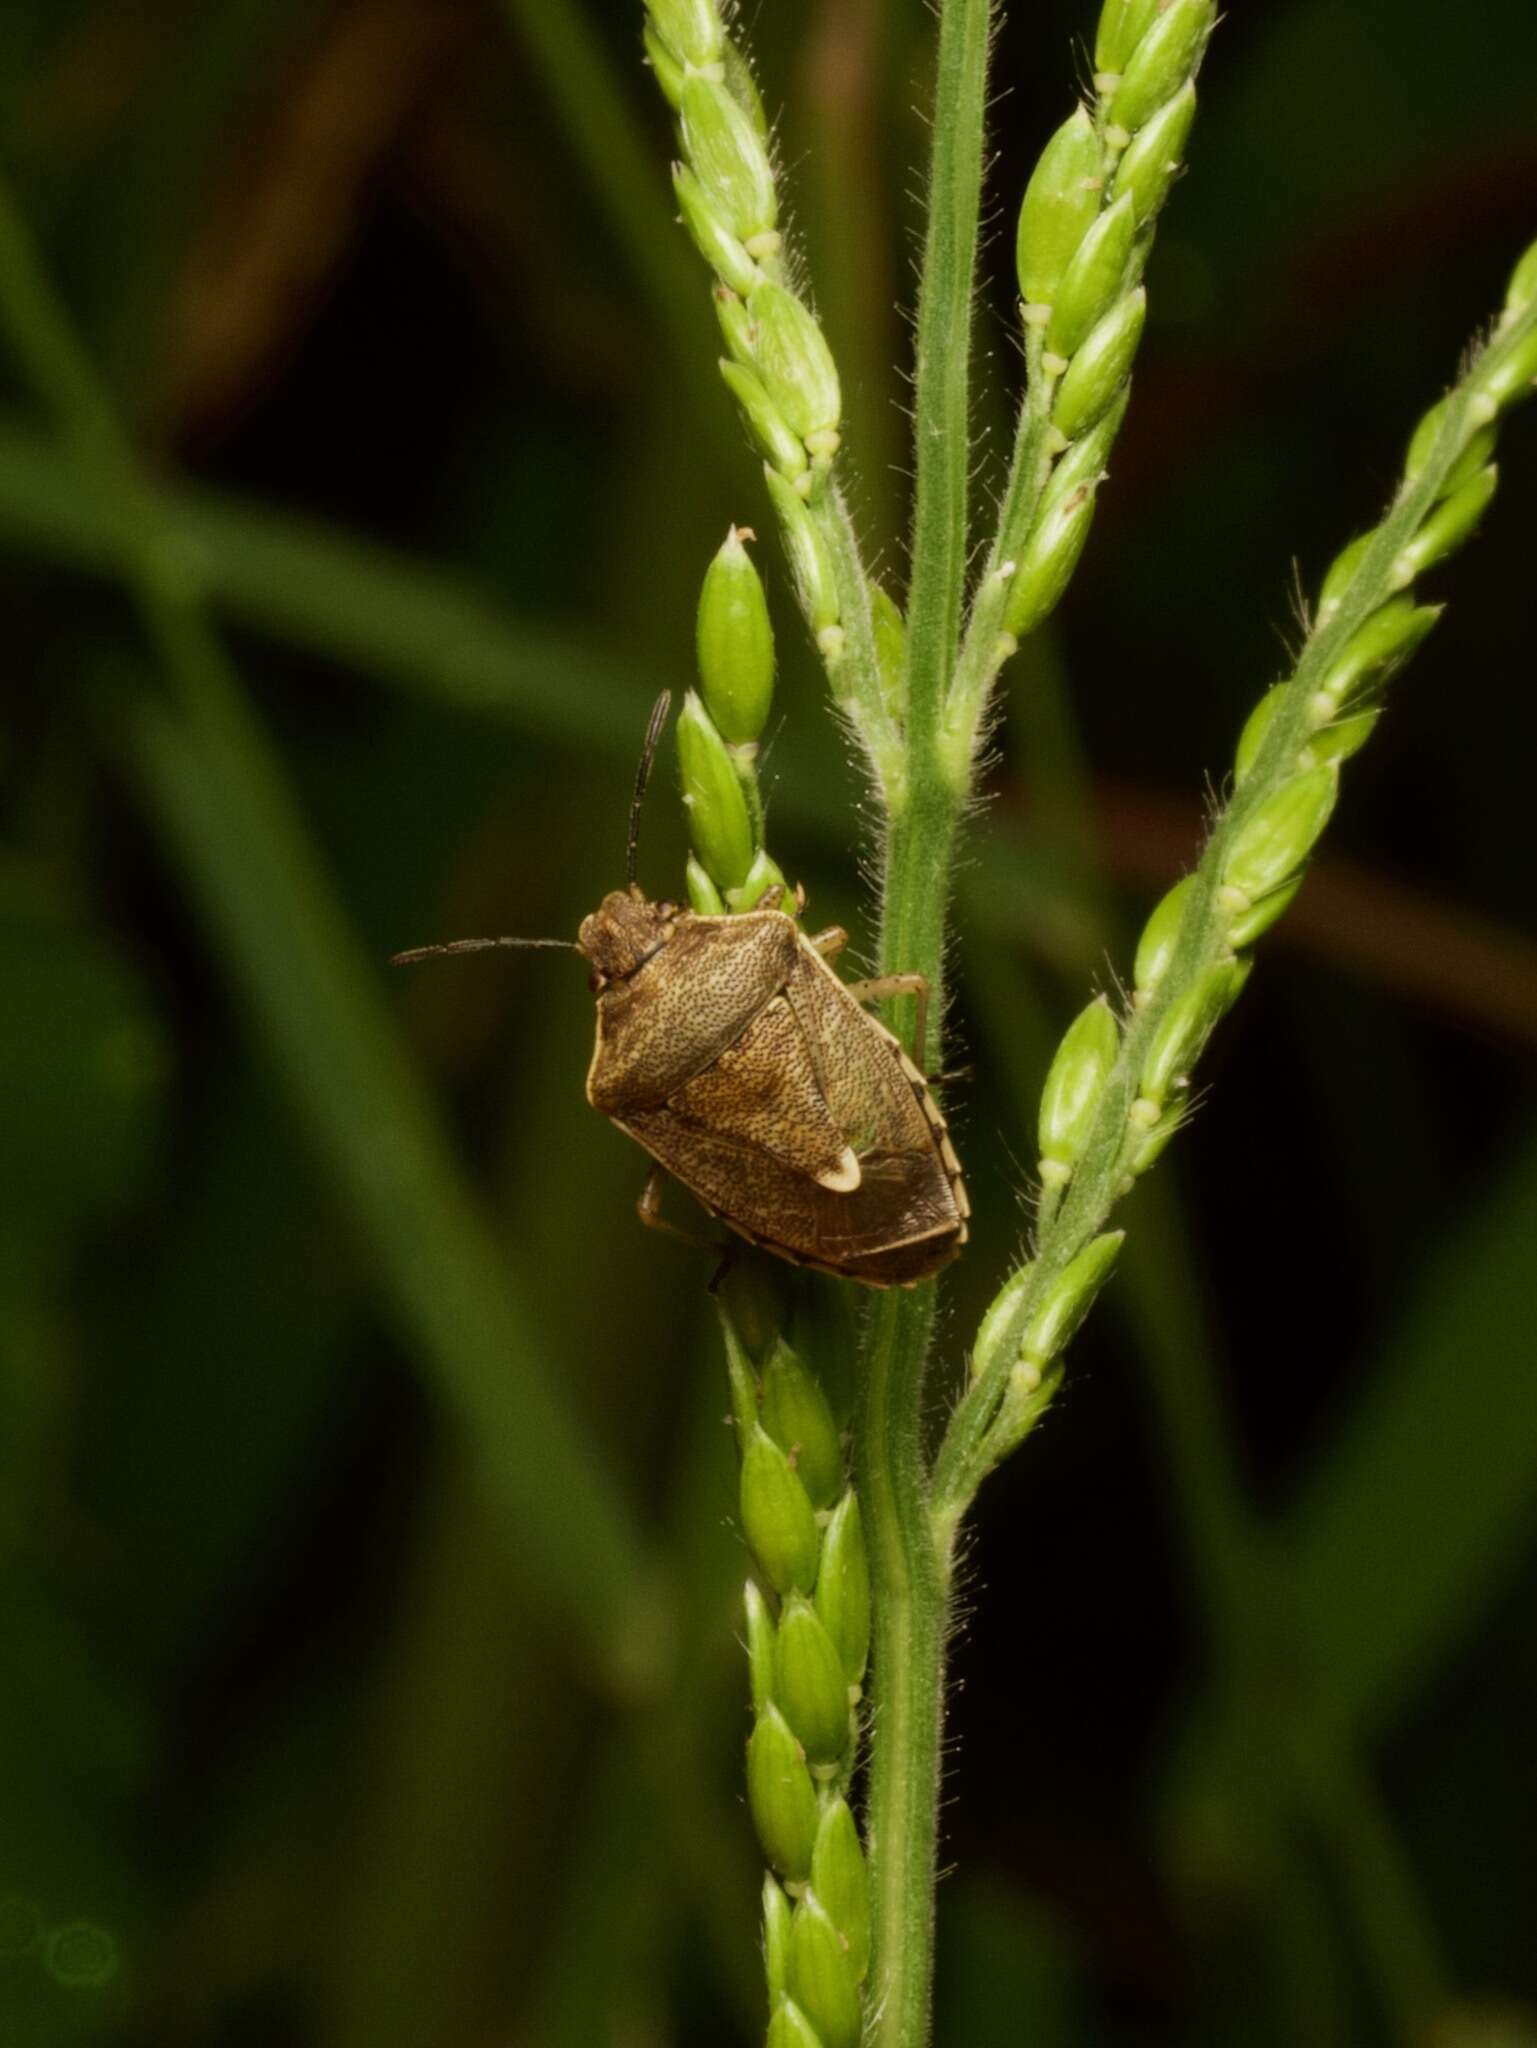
[677,537,873,2048]
[932,241,1537,1547]
[940,0,1214,790]
[642,0,901,805]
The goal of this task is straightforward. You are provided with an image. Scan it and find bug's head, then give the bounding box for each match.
[578,687,682,986]
[577,888,680,986]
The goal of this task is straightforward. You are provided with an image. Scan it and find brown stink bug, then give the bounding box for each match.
[394,695,968,1287]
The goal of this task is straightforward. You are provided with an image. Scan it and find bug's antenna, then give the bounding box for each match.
[627,690,673,890]
[391,937,576,967]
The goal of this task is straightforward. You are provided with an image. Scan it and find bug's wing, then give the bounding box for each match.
[666,994,861,1189]
[616,1105,962,1283]
[783,948,938,1158]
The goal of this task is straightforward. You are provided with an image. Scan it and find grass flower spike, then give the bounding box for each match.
[643,0,901,800]
[721,1295,872,2048]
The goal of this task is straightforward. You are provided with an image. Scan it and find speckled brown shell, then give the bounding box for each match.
[584,903,968,1286]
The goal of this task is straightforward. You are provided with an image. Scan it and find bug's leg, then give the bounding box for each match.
[809,924,849,963]
[706,1241,740,1296]
[844,972,930,1067]
[637,1166,727,1255]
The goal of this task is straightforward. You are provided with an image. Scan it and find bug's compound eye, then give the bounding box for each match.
[587,969,603,993]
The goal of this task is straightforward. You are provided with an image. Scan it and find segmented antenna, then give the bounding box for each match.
[627,690,673,890]
[391,936,575,967]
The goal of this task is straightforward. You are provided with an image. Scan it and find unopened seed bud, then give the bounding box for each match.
[812,1799,870,1982]
[763,1876,794,2004]
[1391,465,1497,586]
[719,359,807,480]
[740,1423,821,1594]
[643,24,685,107]
[749,281,842,443]
[776,1596,851,1766]
[1127,1104,1179,1177]
[1506,237,1537,311]
[1047,195,1137,358]
[644,0,721,70]
[1474,324,1537,412]
[814,1489,870,1687]
[1020,1232,1124,1367]
[680,73,777,244]
[1108,0,1215,135]
[1016,108,1104,306]
[744,1577,777,1717]
[673,162,760,296]
[1055,377,1132,494]
[1315,598,1440,708]
[1225,873,1303,948]
[1133,874,1195,995]
[1234,684,1285,784]
[727,848,789,913]
[1111,81,1197,221]
[1318,532,1372,613]
[871,583,907,717]
[722,37,769,141]
[1405,398,1498,498]
[1306,706,1379,768]
[764,468,841,633]
[971,1263,1035,1384]
[1038,995,1120,1175]
[1003,476,1099,638]
[1052,289,1146,441]
[686,855,726,915]
[678,689,755,891]
[1095,0,1161,74]
[715,286,756,363]
[1140,958,1248,1105]
[697,526,776,744]
[1222,764,1337,899]
[995,1352,1065,1452]
[760,1338,843,1510]
[767,1999,822,2048]
[747,1703,819,1878]
[789,1892,863,2048]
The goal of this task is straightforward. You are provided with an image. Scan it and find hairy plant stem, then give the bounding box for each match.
[854,0,990,2037]
[853,1284,945,2048]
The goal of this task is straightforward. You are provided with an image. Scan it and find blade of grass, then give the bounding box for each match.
[1284,1117,1537,1746]
[0,171,659,1689]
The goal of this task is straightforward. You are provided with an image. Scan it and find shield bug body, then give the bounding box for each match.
[395,698,968,1286]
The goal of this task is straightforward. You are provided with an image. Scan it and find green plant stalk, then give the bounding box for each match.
[932,282,1537,1544]
[899,0,991,756]
[852,1284,945,2048]
[0,173,661,1686]
[853,0,991,2038]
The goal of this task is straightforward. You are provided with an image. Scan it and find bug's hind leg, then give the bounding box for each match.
[844,972,930,1069]
[637,1167,731,1260]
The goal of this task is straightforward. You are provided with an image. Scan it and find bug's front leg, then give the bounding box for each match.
[636,1166,728,1256]
[844,971,930,1069]
[809,925,848,964]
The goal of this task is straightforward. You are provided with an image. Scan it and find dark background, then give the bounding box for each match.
[2,0,1536,2042]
